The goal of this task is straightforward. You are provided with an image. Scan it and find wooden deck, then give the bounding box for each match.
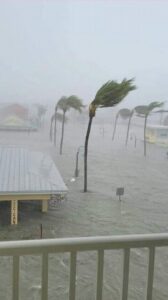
[0,146,67,224]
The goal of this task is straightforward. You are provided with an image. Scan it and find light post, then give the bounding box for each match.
[74,146,84,177]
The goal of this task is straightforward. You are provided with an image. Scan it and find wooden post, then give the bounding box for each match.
[40,223,43,239]
[11,200,18,225]
[42,200,48,213]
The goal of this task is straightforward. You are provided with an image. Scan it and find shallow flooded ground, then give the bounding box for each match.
[0,121,167,299]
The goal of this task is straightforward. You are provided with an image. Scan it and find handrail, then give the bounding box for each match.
[0,233,168,255]
[1,233,168,300]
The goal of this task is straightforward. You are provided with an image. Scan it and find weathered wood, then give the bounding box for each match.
[11,200,18,225]
[0,194,50,201]
[42,200,48,212]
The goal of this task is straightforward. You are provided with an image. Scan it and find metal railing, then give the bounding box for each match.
[1,233,168,300]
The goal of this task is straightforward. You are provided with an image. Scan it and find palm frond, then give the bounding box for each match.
[135,102,164,116]
[51,112,68,123]
[154,110,168,113]
[119,108,131,119]
[135,105,148,116]
[57,95,84,113]
[67,95,84,113]
[147,101,164,112]
[57,96,69,112]
[92,78,136,108]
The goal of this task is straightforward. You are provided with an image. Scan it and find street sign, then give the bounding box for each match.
[116,187,124,201]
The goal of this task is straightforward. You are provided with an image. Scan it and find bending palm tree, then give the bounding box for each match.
[50,114,55,142]
[125,108,134,146]
[53,104,58,146]
[49,111,65,142]
[135,102,163,156]
[84,78,136,192]
[57,95,83,155]
[112,108,131,140]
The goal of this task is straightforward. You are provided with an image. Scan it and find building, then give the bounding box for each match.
[146,125,168,146]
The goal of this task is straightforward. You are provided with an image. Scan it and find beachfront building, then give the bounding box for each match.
[146,125,168,146]
[0,103,38,131]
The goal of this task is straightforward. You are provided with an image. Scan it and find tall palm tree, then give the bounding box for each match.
[53,104,58,146]
[135,102,163,156]
[125,108,134,146]
[84,78,136,192]
[50,114,55,142]
[57,95,83,155]
[49,111,66,142]
[112,108,131,140]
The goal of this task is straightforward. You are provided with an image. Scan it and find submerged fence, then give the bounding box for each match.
[0,233,168,300]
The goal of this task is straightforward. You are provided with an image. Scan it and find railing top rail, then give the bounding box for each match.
[0,233,168,256]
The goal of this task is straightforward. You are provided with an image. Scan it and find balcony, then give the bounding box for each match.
[1,233,168,300]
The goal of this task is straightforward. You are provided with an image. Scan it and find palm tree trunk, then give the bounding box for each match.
[125,112,133,146]
[112,113,119,140]
[54,107,57,146]
[49,117,53,142]
[84,116,93,192]
[60,112,65,155]
[144,116,147,156]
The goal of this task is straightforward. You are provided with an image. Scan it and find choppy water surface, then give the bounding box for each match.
[0,122,168,299]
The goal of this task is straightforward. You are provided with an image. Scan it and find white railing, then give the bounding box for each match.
[0,233,168,300]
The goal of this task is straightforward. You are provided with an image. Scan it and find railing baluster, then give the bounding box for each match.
[13,255,20,300]
[96,249,104,300]
[122,248,130,300]
[69,251,77,300]
[146,246,155,300]
[42,253,48,300]
[0,234,167,300]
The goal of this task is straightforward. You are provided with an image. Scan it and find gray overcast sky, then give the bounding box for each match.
[0,0,168,108]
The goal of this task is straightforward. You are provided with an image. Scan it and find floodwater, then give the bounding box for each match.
[0,121,168,299]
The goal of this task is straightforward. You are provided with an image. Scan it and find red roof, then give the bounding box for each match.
[0,104,28,120]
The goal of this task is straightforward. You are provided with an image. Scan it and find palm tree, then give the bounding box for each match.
[53,104,58,146]
[84,78,136,192]
[112,108,131,140]
[50,114,55,142]
[57,95,83,155]
[51,99,64,147]
[49,111,66,142]
[135,102,164,156]
[125,108,134,146]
